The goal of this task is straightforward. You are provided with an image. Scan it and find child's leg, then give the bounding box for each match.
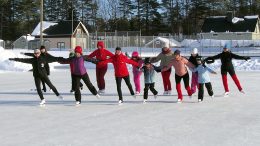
[198,83,204,100]
[205,82,213,96]
[82,73,98,95]
[42,76,59,96]
[34,76,44,100]
[183,73,192,96]
[123,75,135,95]
[175,74,183,100]
[191,72,198,94]
[74,76,82,102]
[221,70,229,92]
[133,73,141,93]
[116,77,123,101]
[143,83,150,100]
[149,83,158,95]
[229,69,242,91]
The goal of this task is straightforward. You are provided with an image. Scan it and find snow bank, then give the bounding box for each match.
[1,49,260,73]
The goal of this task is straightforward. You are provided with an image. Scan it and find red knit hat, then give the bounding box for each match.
[97,41,105,49]
[132,51,139,57]
[74,46,83,55]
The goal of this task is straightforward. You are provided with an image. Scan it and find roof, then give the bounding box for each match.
[201,15,259,33]
[31,21,88,37]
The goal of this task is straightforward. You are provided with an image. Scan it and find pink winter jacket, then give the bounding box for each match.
[167,56,194,76]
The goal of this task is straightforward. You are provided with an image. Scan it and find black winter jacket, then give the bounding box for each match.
[188,54,201,67]
[205,51,247,71]
[12,56,62,77]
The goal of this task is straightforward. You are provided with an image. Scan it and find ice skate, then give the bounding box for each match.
[240,90,245,94]
[167,90,172,95]
[96,94,101,99]
[177,99,182,103]
[118,100,123,105]
[75,101,81,106]
[163,91,168,95]
[154,94,158,99]
[98,89,105,94]
[224,92,229,97]
[143,99,147,104]
[57,95,63,100]
[198,99,202,103]
[39,99,46,105]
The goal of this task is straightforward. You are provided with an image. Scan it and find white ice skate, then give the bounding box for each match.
[224,92,229,97]
[135,91,140,96]
[96,94,101,99]
[163,91,168,95]
[198,99,202,103]
[211,95,215,98]
[154,94,158,99]
[118,100,123,105]
[240,90,245,94]
[177,99,182,103]
[98,89,105,94]
[143,99,147,104]
[39,99,46,105]
[75,101,81,106]
[167,90,172,95]
[57,95,64,100]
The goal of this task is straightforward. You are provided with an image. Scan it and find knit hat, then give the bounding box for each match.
[163,42,170,48]
[132,51,139,57]
[115,47,121,51]
[97,41,105,49]
[223,42,231,50]
[34,49,40,54]
[192,48,198,55]
[40,45,46,50]
[74,46,83,55]
[144,57,151,64]
[174,49,181,55]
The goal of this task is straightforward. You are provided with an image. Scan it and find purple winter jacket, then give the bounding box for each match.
[70,56,87,75]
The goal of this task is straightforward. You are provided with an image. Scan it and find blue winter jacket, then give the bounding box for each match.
[142,66,157,84]
[192,65,215,83]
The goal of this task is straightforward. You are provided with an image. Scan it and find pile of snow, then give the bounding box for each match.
[182,39,260,47]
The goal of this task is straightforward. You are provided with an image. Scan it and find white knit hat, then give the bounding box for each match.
[191,48,198,54]
[163,42,170,48]
[34,49,40,54]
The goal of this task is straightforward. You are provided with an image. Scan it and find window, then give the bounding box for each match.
[212,34,218,37]
[57,42,65,49]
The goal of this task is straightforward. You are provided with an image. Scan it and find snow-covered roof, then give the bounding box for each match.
[244,15,259,19]
[145,37,181,48]
[31,21,58,36]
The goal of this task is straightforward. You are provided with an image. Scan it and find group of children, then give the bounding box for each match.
[9,41,250,105]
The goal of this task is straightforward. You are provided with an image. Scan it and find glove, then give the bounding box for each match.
[9,58,15,61]
[205,57,215,64]
[245,56,251,61]
[20,52,25,55]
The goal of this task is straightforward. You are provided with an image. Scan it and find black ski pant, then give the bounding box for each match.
[74,73,97,102]
[115,75,135,101]
[34,75,60,100]
[71,74,83,91]
[198,82,213,101]
[143,83,158,100]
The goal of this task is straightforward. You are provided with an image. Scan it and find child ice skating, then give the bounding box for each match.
[9,49,63,105]
[99,47,139,104]
[68,51,83,93]
[88,41,114,94]
[162,50,194,103]
[59,46,100,105]
[150,42,174,95]
[188,48,201,94]
[131,51,143,95]
[141,58,159,103]
[205,43,250,97]
[191,57,217,102]
[22,45,54,92]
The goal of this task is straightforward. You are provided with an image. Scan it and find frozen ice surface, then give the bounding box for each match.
[0,70,259,146]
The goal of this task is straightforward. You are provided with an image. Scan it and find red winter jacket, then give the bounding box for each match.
[99,53,139,77]
[88,41,114,68]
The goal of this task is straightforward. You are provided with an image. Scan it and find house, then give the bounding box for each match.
[31,20,89,50]
[145,37,181,48]
[200,15,260,40]
[12,35,35,49]
[0,39,4,48]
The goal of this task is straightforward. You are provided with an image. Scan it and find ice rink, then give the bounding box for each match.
[0,69,259,146]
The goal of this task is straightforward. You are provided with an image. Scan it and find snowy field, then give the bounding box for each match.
[0,69,260,146]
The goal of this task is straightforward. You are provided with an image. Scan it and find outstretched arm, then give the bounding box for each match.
[9,58,33,64]
[231,53,250,60]
[126,58,139,67]
[98,58,113,66]
[83,55,99,64]
[150,53,162,63]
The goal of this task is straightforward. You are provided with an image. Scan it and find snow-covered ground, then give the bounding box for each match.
[0,70,260,146]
